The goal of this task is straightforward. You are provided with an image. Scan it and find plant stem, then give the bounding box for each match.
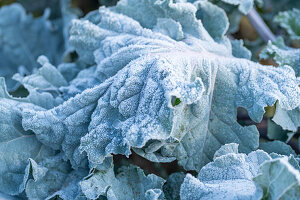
[247,8,276,43]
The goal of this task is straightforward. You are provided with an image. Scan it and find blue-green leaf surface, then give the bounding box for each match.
[163,172,185,200]
[180,147,270,200]
[259,140,296,156]
[260,37,300,76]
[22,0,300,173]
[13,56,66,109]
[260,37,300,133]
[274,8,300,41]
[0,4,64,90]
[0,78,55,196]
[24,154,72,200]
[254,157,300,200]
[80,164,165,200]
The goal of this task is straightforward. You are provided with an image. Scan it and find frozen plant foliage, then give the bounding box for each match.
[0,0,78,91]
[0,0,300,199]
[23,1,300,172]
[274,8,300,41]
[260,38,300,134]
[180,143,300,200]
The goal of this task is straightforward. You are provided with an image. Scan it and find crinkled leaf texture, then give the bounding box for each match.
[0,0,300,199]
[0,78,55,196]
[180,143,300,200]
[274,8,300,41]
[22,0,300,173]
[80,164,165,200]
[260,37,300,77]
[0,3,64,90]
[260,37,300,133]
[13,56,67,109]
[24,154,88,200]
[254,157,300,200]
[0,75,85,199]
[180,143,268,200]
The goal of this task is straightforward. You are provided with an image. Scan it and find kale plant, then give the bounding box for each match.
[0,0,299,199]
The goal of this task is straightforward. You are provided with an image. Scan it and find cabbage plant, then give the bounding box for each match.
[0,0,299,199]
